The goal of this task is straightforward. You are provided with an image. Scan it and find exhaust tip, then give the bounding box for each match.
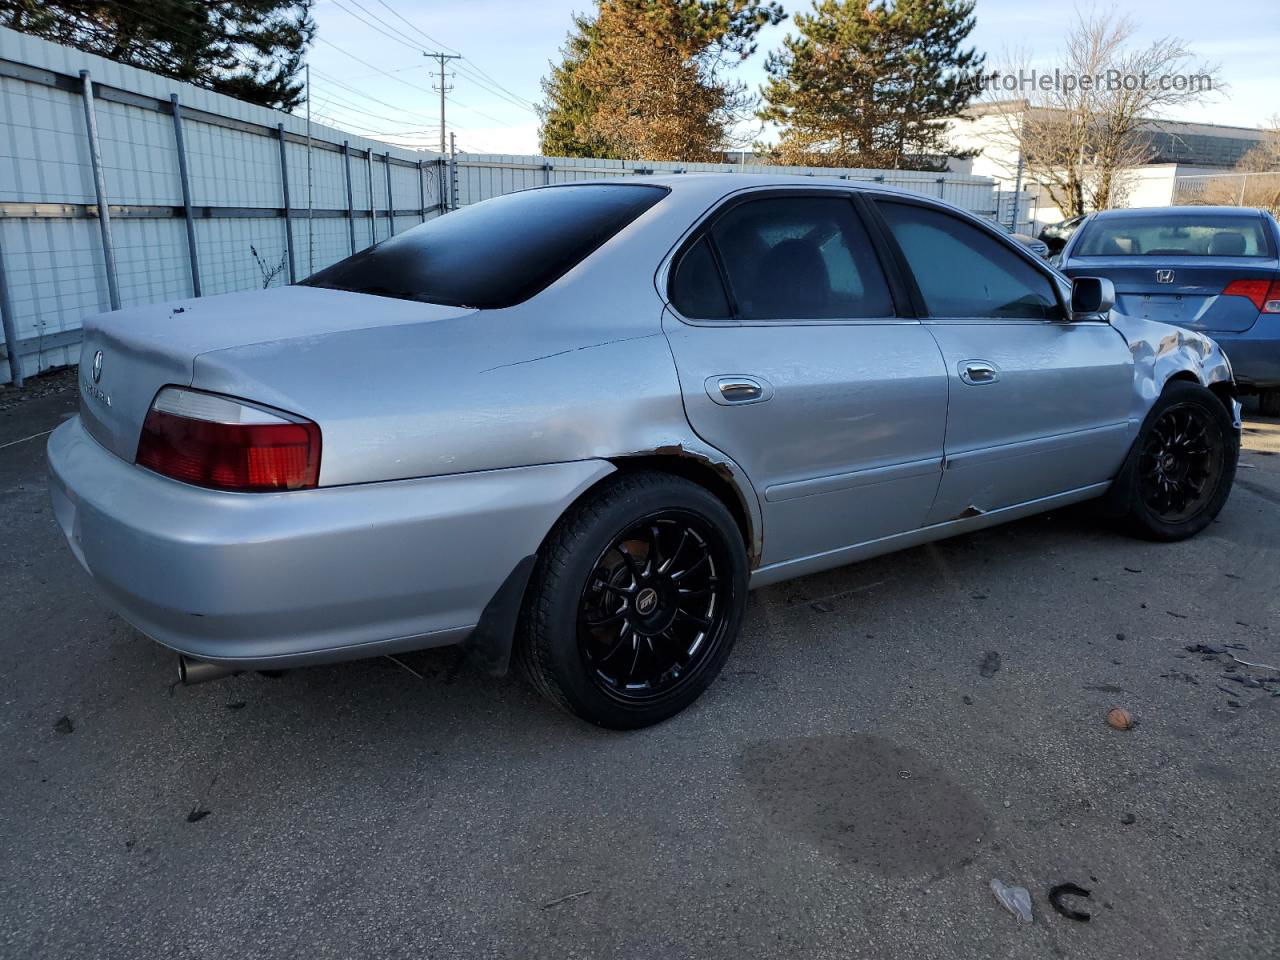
[177,656,238,685]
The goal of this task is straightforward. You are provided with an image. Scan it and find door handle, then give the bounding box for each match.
[706,375,773,405]
[959,361,1000,385]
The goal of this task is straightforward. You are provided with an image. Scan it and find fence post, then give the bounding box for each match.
[0,238,22,387]
[276,123,296,284]
[1239,175,1247,206]
[79,70,120,311]
[437,156,448,214]
[343,140,356,255]
[366,150,375,243]
[449,133,458,211]
[417,159,426,222]
[936,177,946,199]
[169,94,202,297]
[384,152,394,237]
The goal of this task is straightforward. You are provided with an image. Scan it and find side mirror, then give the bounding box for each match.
[1071,276,1115,318]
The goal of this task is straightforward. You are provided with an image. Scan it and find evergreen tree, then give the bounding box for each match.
[760,0,982,170]
[538,12,617,158]
[0,0,316,111]
[539,0,783,161]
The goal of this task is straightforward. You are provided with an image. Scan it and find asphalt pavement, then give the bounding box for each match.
[2,369,1277,959]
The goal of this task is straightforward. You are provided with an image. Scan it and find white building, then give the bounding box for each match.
[946,101,1273,231]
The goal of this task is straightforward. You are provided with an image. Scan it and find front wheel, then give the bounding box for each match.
[1111,381,1238,541]
[517,471,749,729]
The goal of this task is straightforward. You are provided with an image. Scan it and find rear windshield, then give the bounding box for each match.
[1073,213,1273,258]
[301,184,667,308]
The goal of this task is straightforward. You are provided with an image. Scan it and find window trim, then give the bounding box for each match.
[863,193,1077,324]
[660,186,912,327]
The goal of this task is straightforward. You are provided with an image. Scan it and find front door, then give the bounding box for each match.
[870,198,1133,525]
[660,191,949,567]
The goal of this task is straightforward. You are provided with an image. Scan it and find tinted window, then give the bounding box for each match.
[302,184,666,309]
[876,201,1060,320]
[1073,213,1272,258]
[670,237,732,319]
[708,196,893,320]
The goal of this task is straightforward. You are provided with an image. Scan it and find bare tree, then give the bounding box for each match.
[1182,116,1280,214]
[974,11,1219,217]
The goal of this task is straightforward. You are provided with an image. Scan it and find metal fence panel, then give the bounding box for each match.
[0,25,1021,385]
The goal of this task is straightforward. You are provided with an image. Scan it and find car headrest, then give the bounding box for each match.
[752,240,830,317]
[1208,231,1247,256]
[1099,235,1141,256]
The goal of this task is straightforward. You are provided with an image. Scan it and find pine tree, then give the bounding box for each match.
[539,0,783,161]
[538,12,618,158]
[0,0,316,111]
[760,0,982,170]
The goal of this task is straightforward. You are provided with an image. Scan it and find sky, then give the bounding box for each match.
[304,0,1280,155]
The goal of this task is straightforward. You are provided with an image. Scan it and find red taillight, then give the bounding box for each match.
[135,388,320,492]
[1223,278,1280,313]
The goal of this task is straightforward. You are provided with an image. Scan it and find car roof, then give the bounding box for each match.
[559,171,939,205]
[1089,205,1266,219]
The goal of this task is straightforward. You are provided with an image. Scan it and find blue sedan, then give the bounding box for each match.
[1059,206,1280,415]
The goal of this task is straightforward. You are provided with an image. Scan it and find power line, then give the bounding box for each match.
[310,69,440,124]
[367,0,539,112]
[328,0,424,53]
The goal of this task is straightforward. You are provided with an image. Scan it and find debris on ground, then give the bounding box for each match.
[0,365,76,412]
[979,651,1001,678]
[186,806,212,823]
[542,890,591,909]
[990,878,1033,924]
[1120,812,1137,825]
[53,715,73,735]
[1048,883,1093,922]
[1106,707,1134,731]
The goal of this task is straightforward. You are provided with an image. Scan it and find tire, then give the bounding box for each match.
[1259,389,1280,419]
[1110,381,1238,541]
[517,471,749,729]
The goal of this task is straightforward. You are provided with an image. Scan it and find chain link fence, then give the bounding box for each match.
[1172,171,1280,215]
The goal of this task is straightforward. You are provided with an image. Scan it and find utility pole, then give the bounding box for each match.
[426,52,461,158]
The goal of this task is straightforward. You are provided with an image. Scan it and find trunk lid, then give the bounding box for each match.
[77,286,475,462]
[1065,257,1279,334]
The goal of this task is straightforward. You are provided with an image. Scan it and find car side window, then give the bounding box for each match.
[685,195,893,321]
[670,236,733,320]
[875,200,1062,321]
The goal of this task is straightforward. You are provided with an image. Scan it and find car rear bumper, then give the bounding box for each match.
[47,416,612,669]
[1204,326,1280,389]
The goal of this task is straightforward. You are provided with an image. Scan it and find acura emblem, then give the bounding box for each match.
[91,350,104,383]
[1156,269,1175,284]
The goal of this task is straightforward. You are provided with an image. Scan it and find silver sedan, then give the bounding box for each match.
[48,175,1240,728]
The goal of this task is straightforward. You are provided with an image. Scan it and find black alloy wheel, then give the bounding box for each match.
[1110,380,1237,541]
[1137,402,1225,523]
[519,472,749,729]
[578,512,730,702]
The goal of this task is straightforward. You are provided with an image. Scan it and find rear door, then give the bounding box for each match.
[660,189,949,567]
[869,197,1133,524]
